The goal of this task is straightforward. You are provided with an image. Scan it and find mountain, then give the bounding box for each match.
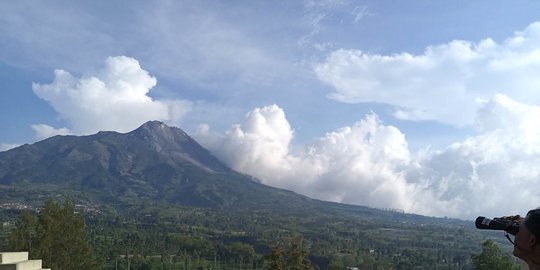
[0,121,470,227]
[0,121,319,210]
[0,121,486,269]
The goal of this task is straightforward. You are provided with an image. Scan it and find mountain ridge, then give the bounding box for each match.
[0,121,470,227]
[0,121,318,210]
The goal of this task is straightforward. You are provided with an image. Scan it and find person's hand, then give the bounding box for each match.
[498,215,524,223]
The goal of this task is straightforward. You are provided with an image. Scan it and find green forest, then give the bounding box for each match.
[0,199,524,270]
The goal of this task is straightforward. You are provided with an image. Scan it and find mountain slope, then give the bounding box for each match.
[0,121,315,208]
[0,121,472,228]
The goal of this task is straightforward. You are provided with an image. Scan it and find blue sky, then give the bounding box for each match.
[3,0,540,218]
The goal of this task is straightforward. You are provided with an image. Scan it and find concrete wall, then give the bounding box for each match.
[0,252,50,270]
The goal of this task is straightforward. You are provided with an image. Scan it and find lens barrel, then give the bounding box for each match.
[475,216,519,235]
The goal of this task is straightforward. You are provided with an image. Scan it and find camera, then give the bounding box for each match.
[475,216,520,235]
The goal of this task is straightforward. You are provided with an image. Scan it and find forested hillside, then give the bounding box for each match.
[0,200,513,270]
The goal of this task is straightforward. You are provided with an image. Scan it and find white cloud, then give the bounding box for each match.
[351,6,372,24]
[197,95,540,219]
[199,105,294,179]
[32,56,192,136]
[410,94,540,218]
[314,22,540,127]
[31,124,72,140]
[196,104,416,212]
[299,0,350,48]
[0,143,20,152]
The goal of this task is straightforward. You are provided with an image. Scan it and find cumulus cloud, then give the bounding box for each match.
[200,105,295,184]
[32,56,192,137]
[410,94,540,218]
[197,96,540,219]
[314,22,540,126]
[196,104,416,212]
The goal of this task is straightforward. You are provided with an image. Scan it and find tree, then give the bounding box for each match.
[327,256,345,270]
[284,235,314,270]
[470,240,521,270]
[264,235,315,270]
[265,245,285,270]
[8,210,37,252]
[9,198,98,270]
